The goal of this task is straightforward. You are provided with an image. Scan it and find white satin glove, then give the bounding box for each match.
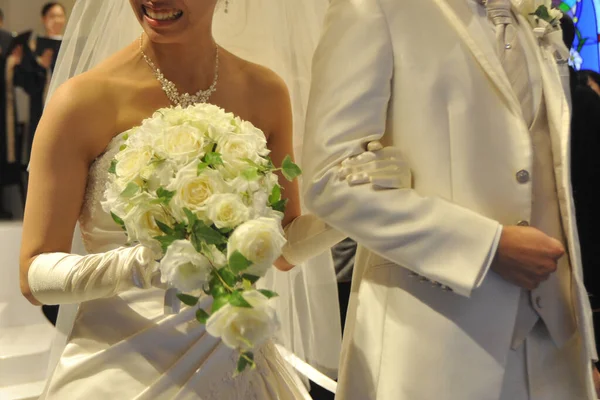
[28,244,160,305]
[282,141,411,265]
[281,215,347,266]
[338,141,412,189]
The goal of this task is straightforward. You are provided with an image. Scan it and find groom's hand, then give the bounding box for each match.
[491,226,565,290]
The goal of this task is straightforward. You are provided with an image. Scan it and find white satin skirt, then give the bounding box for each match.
[40,289,310,400]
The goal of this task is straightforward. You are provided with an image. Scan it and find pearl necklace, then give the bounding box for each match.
[139,35,219,107]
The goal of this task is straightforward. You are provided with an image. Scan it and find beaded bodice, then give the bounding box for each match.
[78,131,129,253]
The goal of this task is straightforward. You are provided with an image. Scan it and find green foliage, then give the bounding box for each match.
[177,293,199,307]
[281,155,302,181]
[229,251,253,274]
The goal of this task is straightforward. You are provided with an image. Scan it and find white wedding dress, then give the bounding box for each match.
[40,131,310,400]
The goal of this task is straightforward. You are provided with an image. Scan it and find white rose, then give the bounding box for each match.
[144,159,177,193]
[167,162,230,222]
[206,290,279,351]
[217,133,270,175]
[229,175,262,194]
[121,192,172,252]
[205,194,250,229]
[204,244,228,268]
[153,123,207,162]
[160,240,213,292]
[227,218,286,277]
[548,8,562,21]
[114,146,154,182]
[249,190,283,220]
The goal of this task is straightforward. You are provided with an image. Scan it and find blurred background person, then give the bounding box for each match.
[0,9,13,55]
[14,2,65,167]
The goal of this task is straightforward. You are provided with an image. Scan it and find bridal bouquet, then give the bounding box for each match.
[102,103,301,373]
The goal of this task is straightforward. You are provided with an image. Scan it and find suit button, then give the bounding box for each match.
[516,170,530,184]
[535,296,543,309]
[517,220,530,227]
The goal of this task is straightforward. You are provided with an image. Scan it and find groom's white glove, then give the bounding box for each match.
[282,141,410,265]
[337,141,412,189]
[27,244,160,305]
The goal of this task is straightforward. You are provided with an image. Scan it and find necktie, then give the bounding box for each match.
[485,0,535,125]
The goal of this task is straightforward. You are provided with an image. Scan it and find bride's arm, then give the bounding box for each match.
[20,76,157,306]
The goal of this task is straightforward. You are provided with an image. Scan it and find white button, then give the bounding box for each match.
[535,296,543,309]
[517,220,530,227]
[505,43,512,49]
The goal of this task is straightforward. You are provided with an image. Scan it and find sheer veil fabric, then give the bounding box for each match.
[44,0,341,386]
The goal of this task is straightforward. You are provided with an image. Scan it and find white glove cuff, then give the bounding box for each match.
[28,244,158,305]
[281,214,347,266]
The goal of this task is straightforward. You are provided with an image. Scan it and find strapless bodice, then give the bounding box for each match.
[79,131,130,253]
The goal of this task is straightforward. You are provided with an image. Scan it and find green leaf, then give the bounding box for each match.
[204,152,224,167]
[265,157,275,170]
[281,155,302,181]
[120,182,140,198]
[219,267,238,287]
[271,198,288,213]
[211,295,230,313]
[242,279,253,290]
[110,212,125,227]
[177,293,199,307]
[241,167,260,181]
[236,352,255,374]
[197,162,209,175]
[183,208,198,226]
[154,235,177,253]
[229,250,253,274]
[155,219,174,235]
[229,291,253,308]
[242,274,260,284]
[192,220,227,246]
[534,5,551,21]
[196,308,210,324]
[108,160,117,174]
[269,185,282,205]
[173,222,187,238]
[242,158,264,170]
[219,227,233,235]
[156,188,175,205]
[258,289,278,299]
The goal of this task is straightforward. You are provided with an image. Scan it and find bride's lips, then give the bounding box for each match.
[142,5,183,27]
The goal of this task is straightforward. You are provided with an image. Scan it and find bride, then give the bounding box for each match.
[18,0,402,398]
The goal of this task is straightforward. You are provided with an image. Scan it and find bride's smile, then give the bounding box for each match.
[142,4,184,25]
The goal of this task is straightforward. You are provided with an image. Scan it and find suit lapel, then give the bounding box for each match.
[431,0,522,117]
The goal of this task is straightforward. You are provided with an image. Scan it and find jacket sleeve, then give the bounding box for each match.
[302,0,501,298]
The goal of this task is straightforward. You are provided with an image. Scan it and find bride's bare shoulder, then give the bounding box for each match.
[225,52,291,135]
[40,43,143,160]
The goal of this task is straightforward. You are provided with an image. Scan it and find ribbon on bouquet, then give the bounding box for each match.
[275,344,338,394]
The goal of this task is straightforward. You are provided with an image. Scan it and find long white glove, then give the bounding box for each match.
[282,142,412,265]
[28,244,159,305]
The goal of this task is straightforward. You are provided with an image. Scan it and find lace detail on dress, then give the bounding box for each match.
[79,131,129,251]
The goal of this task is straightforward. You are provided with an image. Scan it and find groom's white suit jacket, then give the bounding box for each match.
[303,0,597,399]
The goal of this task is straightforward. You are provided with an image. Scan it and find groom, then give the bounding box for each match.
[303,0,599,399]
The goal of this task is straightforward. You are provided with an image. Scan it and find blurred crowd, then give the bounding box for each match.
[0,2,66,220]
